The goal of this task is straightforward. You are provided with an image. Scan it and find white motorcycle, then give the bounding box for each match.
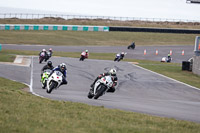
[88,76,113,99]
[46,71,63,93]
[161,57,172,63]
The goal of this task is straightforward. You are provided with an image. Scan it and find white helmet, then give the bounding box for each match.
[42,49,46,52]
[109,68,117,76]
[60,63,66,72]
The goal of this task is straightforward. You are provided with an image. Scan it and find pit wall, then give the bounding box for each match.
[192,56,200,76]
[0,24,109,32]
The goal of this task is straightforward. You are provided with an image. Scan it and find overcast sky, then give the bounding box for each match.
[1,0,200,21]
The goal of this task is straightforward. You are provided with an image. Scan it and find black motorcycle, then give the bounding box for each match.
[127,42,135,49]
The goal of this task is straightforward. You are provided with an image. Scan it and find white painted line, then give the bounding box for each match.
[129,62,200,91]
[14,55,23,63]
[30,56,33,93]
[30,56,44,97]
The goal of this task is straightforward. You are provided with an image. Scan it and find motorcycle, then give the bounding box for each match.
[114,53,126,62]
[114,53,121,62]
[161,57,172,63]
[39,52,46,63]
[127,42,135,49]
[88,76,113,99]
[46,71,63,93]
[79,52,88,61]
[41,69,52,89]
[45,51,52,62]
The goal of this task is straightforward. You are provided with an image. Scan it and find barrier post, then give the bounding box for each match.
[0,44,1,51]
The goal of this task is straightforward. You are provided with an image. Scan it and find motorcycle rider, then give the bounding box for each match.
[49,48,53,55]
[41,61,54,77]
[80,50,89,61]
[39,49,47,57]
[114,52,125,61]
[127,41,135,49]
[120,52,125,60]
[90,68,118,93]
[167,54,172,62]
[45,48,53,62]
[49,63,68,87]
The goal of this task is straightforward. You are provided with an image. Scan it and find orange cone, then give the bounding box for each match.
[156,49,158,55]
[182,50,184,55]
[170,50,172,55]
[144,49,146,55]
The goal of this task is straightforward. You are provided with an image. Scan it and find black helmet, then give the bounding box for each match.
[59,63,66,72]
[47,61,52,67]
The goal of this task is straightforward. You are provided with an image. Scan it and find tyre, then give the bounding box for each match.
[42,80,47,89]
[94,85,106,99]
[47,81,56,93]
[87,91,94,99]
[39,57,44,63]
[127,46,131,49]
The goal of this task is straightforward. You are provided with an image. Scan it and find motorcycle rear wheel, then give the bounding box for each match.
[87,91,94,99]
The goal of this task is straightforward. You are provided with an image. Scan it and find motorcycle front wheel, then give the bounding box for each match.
[94,85,106,99]
[47,81,56,93]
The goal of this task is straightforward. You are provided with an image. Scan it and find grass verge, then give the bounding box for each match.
[0,77,200,133]
[0,30,199,46]
[0,52,15,62]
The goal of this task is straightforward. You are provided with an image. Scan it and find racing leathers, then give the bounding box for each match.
[41,64,54,77]
[90,72,118,93]
[50,66,68,87]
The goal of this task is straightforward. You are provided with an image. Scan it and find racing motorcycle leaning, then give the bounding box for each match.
[79,51,88,61]
[161,56,172,63]
[39,52,46,63]
[114,53,121,62]
[41,69,52,89]
[45,51,52,62]
[46,71,63,93]
[88,75,113,99]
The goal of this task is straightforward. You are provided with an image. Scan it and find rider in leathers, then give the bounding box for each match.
[49,63,68,87]
[90,68,118,93]
[41,61,54,77]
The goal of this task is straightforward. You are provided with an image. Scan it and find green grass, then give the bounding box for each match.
[0,77,200,133]
[0,52,15,62]
[0,30,198,46]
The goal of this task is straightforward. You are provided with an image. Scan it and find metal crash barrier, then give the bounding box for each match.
[0,24,109,32]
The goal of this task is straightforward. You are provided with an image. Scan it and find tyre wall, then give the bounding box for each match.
[109,26,200,34]
[0,24,109,32]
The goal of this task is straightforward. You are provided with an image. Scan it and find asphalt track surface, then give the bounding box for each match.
[2,44,195,63]
[1,44,200,123]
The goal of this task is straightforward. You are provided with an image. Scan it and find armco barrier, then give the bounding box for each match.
[0,24,109,32]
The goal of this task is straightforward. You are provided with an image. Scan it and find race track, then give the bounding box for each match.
[31,56,200,123]
[2,44,194,63]
[0,44,200,123]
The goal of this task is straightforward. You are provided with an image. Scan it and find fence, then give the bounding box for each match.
[0,13,199,23]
